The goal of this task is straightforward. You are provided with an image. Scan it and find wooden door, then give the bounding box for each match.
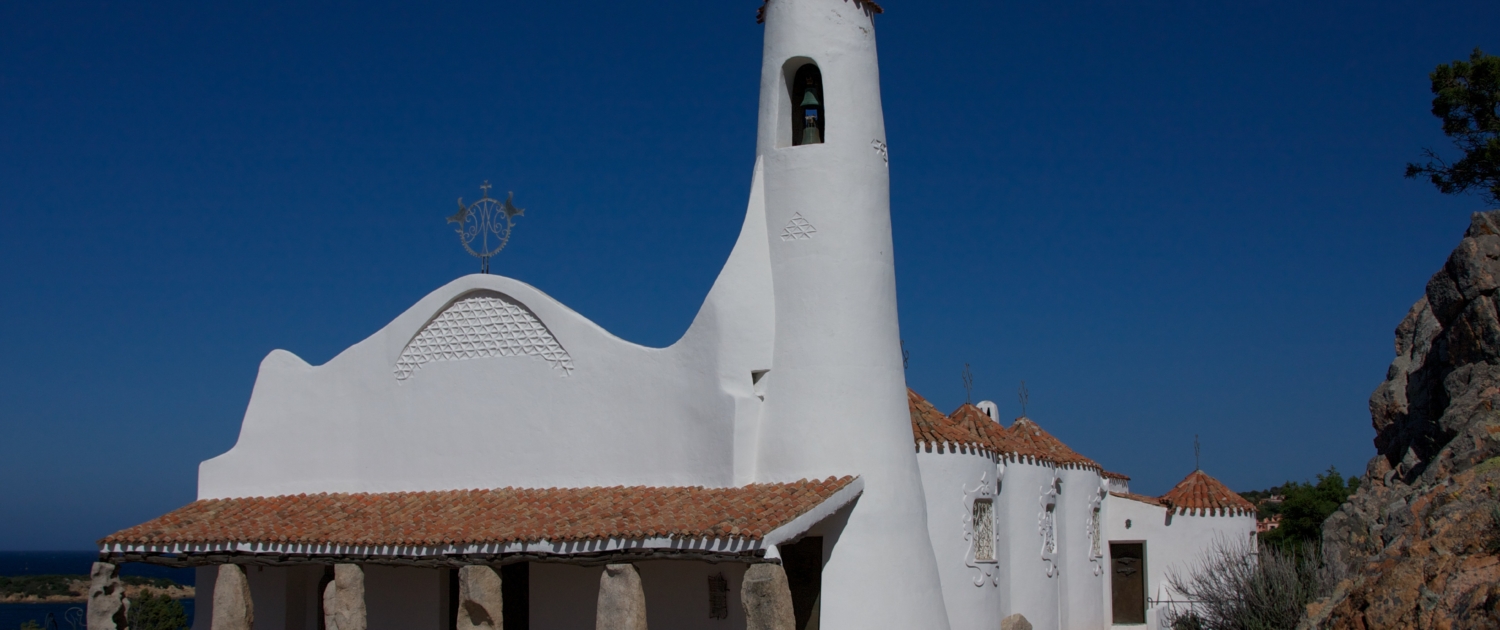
[1110,542,1146,624]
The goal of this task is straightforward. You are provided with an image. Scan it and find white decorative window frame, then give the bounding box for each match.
[962,471,999,587]
[1038,470,1060,578]
[1087,477,1107,576]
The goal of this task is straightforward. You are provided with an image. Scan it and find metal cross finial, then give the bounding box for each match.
[900,340,909,370]
[448,182,524,274]
[1018,381,1029,417]
[1195,434,1201,471]
[962,363,974,404]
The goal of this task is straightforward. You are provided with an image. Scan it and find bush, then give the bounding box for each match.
[1260,467,1359,548]
[129,592,188,630]
[1165,538,1337,630]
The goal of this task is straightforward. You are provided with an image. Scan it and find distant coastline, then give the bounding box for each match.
[0,576,193,604]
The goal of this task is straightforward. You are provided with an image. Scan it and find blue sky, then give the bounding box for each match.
[2,0,1496,550]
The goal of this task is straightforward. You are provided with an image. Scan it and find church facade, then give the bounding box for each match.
[99,1,1255,629]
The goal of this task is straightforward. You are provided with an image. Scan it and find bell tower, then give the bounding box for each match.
[751,1,953,628]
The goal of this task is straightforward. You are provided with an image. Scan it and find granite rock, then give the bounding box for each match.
[212,564,254,630]
[595,564,647,630]
[456,565,503,630]
[1320,210,1500,628]
[741,564,794,630]
[86,562,128,630]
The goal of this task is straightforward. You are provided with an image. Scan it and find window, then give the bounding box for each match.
[791,64,824,146]
[972,499,995,562]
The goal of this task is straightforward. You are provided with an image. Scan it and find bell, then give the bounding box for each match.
[802,118,822,145]
[800,90,820,107]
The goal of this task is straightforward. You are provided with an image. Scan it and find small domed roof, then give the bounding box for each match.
[1159,470,1255,516]
[1005,417,1102,470]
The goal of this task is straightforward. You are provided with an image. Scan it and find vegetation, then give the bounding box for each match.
[1238,467,1359,548]
[0,574,182,599]
[1166,538,1338,630]
[129,591,189,630]
[1406,48,1500,206]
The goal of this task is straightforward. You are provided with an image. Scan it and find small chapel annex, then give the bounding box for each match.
[94,1,1256,629]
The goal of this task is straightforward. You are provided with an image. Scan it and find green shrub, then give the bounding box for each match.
[129,592,189,630]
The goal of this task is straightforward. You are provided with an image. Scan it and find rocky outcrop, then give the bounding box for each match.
[1320,210,1500,627]
[86,563,127,630]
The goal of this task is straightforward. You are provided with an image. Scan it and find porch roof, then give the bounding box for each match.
[99,476,861,567]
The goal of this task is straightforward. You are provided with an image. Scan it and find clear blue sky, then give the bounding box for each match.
[2,0,1496,550]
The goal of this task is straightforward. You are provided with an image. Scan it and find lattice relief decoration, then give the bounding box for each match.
[780,213,818,241]
[963,472,999,587]
[394,291,574,381]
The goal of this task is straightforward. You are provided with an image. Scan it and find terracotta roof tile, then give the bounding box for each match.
[100,478,856,548]
[1102,471,1131,480]
[1005,417,1101,470]
[1109,491,1163,507]
[1159,470,1255,516]
[909,389,976,448]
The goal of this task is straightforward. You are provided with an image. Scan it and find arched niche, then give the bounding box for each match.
[781,58,825,147]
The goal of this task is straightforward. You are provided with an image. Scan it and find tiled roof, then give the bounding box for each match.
[948,403,1018,453]
[1102,471,1131,480]
[1109,491,1163,507]
[909,389,973,448]
[1006,417,1101,470]
[100,478,857,549]
[1159,470,1255,516]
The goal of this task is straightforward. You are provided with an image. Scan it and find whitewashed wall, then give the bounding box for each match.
[995,460,1059,629]
[749,1,951,629]
[1102,495,1257,626]
[916,449,1003,630]
[1058,467,1107,630]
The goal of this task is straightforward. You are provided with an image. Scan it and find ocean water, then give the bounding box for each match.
[1,552,195,630]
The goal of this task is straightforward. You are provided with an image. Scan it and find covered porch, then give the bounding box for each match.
[90,477,861,630]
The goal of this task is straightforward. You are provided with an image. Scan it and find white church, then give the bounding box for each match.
[97,1,1257,629]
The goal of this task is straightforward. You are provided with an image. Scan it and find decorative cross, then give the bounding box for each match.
[1018,381,1029,417]
[448,182,525,274]
[962,364,974,404]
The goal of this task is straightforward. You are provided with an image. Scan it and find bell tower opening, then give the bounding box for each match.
[789,63,824,146]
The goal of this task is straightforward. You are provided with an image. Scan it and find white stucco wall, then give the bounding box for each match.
[916,449,1002,630]
[1058,467,1108,630]
[199,161,776,498]
[1102,495,1257,626]
[749,1,951,629]
[995,460,1059,629]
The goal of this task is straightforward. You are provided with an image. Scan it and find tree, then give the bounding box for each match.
[1261,467,1358,548]
[1406,48,1500,207]
[128,592,188,630]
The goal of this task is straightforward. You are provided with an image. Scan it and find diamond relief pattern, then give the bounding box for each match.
[394,292,573,380]
[780,213,817,241]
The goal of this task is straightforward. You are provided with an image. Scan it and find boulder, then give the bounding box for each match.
[456,565,503,630]
[741,564,794,630]
[1000,613,1032,630]
[323,564,366,630]
[595,564,647,630]
[211,564,253,630]
[86,562,128,630]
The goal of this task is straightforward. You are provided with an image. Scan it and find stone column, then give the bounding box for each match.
[595,564,647,630]
[741,564,794,630]
[456,566,504,630]
[211,564,254,630]
[86,562,128,630]
[322,564,366,630]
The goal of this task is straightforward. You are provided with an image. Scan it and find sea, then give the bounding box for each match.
[0,552,195,630]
